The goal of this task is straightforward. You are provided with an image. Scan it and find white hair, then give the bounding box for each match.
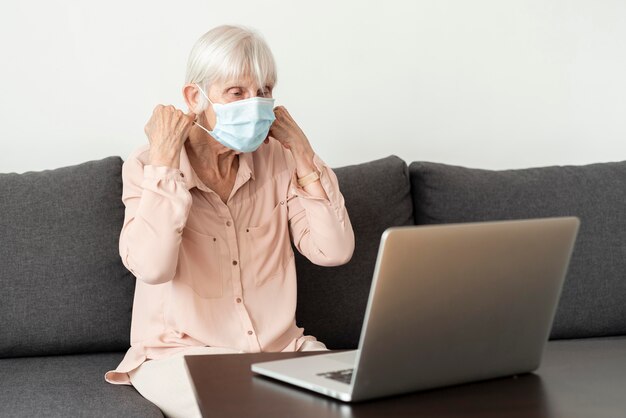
[185,25,277,111]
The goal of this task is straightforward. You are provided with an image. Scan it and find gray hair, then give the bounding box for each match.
[185,25,277,111]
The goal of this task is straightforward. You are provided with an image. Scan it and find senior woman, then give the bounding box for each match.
[104,24,354,417]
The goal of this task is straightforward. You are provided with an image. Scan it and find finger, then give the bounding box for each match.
[279,107,293,120]
[185,111,197,123]
[182,112,197,131]
[178,120,195,138]
[173,109,192,127]
[275,107,288,121]
[269,116,280,128]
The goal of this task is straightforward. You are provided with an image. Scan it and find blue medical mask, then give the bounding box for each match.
[194,83,276,153]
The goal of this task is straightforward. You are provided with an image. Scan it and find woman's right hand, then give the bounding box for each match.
[144,105,196,169]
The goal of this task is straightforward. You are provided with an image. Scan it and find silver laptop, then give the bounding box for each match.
[251,217,580,402]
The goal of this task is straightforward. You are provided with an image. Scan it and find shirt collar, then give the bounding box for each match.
[178,143,256,191]
[238,152,255,182]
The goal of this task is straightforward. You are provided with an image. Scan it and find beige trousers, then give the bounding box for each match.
[128,341,328,418]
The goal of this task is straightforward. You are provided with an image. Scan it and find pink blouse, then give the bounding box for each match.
[104,139,354,385]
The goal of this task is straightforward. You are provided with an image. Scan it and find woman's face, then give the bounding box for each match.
[200,75,274,131]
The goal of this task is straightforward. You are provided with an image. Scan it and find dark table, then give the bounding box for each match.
[184,336,626,418]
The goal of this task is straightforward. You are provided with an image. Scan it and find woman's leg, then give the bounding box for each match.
[128,346,240,418]
[128,340,326,417]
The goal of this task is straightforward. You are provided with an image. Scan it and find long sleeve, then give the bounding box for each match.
[119,157,193,285]
[287,154,355,267]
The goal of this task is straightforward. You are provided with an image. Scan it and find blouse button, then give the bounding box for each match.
[226,221,232,227]
[232,260,238,266]
[180,173,185,178]
[247,330,254,335]
[236,298,242,303]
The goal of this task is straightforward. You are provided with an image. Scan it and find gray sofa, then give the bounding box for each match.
[1,155,625,417]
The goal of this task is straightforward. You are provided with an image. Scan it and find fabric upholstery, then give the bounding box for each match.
[295,156,415,349]
[0,157,134,357]
[409,161,626,339]
[0,352,162,418]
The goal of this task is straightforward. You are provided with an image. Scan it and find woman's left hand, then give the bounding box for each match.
[267,106,321,184]
[266,106,311,153]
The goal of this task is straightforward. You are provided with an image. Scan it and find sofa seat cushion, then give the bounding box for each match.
[409,161,626,340]
[0,352,162,418]
[0,157,135,358]
[295,156,415,349]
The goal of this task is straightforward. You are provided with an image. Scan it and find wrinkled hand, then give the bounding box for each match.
[145,105,196,169]
[266,106,309,151]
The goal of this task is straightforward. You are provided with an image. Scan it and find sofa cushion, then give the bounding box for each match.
[295,156,415,349]
[0,157,134,357]
[409,161,626,339]
[0,352,162,418]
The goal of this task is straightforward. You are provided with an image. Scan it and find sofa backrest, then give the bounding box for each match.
[295,156,415,349]
[0,157,134,358]
[409,161,626,340]
[7,154,619,356]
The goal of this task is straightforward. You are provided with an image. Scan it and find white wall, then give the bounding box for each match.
[1,0,625,173]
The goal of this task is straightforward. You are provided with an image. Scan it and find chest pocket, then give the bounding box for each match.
[245,200,294,286]
[176,227,223,298]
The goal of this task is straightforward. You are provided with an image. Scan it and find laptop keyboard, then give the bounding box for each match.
[316,368,354,384]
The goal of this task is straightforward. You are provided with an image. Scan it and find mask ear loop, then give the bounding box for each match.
[194,83,214,106]
[193,83,214,131]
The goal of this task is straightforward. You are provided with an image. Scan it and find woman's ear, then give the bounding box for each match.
[182,84,201,114]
